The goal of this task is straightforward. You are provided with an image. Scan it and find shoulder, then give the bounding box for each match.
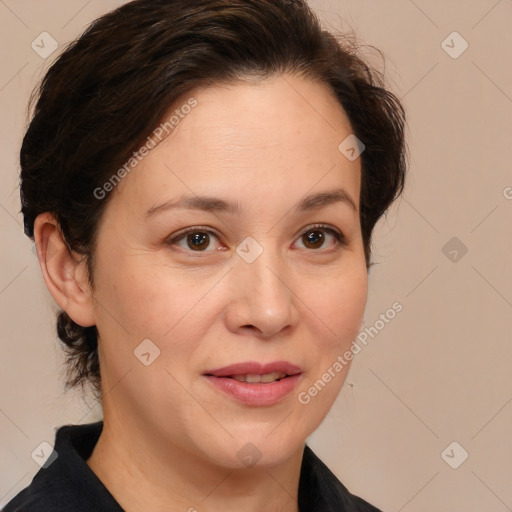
[2,480,91,512]
[299,444,385,512]
[2,421,122,512]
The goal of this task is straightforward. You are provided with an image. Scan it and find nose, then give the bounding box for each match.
[224,245,300,339]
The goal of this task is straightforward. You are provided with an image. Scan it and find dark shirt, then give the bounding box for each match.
[3,421,383,511]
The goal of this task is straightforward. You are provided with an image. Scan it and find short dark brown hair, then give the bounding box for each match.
[20,0,407,399]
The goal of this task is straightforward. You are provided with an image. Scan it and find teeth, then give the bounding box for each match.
[231,372,287,383]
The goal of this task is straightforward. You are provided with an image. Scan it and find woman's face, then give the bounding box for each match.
[89,73,368,468]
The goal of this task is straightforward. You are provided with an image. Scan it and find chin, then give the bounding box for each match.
[194,428,303,470]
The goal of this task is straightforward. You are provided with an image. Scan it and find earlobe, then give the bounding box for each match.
[33,212,95,327]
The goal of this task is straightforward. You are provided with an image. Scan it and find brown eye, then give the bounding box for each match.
[167,224,346,254]
[167,228,221,252]
[185,232,211,251]
[295,225,346,251]
[302,229,325,249]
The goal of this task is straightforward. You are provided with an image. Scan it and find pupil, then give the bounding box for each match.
[188,232,209,250]
[305,230,324,248]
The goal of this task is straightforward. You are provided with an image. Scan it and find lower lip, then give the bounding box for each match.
[204,374,302,406]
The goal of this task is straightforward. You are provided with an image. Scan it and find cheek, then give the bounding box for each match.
[305,265,368,348]
[294,268,367,426]
[92,259,202,404]
[92,256,216,389]
[94,255,187,335]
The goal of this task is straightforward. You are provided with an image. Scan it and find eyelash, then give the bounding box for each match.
[166,223,347,254]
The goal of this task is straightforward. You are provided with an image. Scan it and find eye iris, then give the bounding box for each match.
[180,228,332,251]
[187,232,210,250]
[303,230,324,249]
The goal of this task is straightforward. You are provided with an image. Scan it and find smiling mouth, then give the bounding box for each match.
[208,371,290,383]
[203,364,302,405]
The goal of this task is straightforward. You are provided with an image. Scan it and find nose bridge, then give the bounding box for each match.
[247,249,285,300]
[232,237,297,336]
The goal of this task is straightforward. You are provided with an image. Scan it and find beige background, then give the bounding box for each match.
[1,1,511,510]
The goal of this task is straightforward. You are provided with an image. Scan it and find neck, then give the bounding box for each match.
[86,414,303,512]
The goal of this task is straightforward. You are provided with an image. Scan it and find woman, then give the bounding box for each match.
[4,0,406,510]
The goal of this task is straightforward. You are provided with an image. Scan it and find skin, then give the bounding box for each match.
[34,73,368,512]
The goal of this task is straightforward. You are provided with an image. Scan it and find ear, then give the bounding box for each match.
[33,212,95,327]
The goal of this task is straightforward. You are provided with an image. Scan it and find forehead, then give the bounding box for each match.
[111,74,361,217]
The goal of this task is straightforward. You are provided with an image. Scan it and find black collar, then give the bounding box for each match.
[3,421,383,512]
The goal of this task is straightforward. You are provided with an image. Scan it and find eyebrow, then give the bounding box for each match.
[145,187,357,218]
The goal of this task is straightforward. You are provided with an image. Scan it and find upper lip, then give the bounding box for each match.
[204,361,302,377]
